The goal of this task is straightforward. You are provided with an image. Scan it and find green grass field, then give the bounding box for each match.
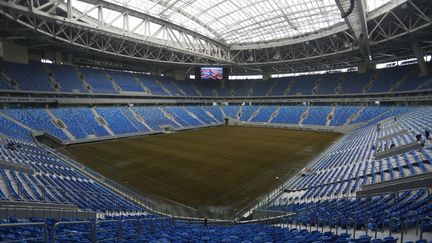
[62,126,340,212]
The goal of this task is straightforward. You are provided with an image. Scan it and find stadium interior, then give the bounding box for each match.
[0,0,432,242]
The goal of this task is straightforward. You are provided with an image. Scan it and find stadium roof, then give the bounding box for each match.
[0,0,431,73]
[73,0,392,44]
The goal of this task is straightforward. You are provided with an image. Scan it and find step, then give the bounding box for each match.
[127,107,153,131]
[45,108,76,140]
[90,108,115,136]
[158,107,182,127]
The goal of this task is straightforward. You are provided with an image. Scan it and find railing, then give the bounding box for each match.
[278,214,431,243]
[0,213,430,242]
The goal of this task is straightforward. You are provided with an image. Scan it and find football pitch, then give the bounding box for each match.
[62,126,340,213]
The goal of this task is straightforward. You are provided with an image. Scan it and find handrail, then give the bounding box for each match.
[0,214,428,242]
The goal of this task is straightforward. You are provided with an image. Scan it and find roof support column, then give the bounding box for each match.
[412,42,428,76]
[67,0,72,19]
[98,5,103,26]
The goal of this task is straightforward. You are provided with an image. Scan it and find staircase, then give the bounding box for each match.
[220,106,226,118]
[204,108,220,123]
[266,80,277,96]
[171,81,187,96]
[248,82,254,96]
[335,77,343,94]
[74,67,93,93]
[184,108,206,125]
[127,107,153,131]
[0,111,35,133]
[312,79,320,95]
[363,73,377,93]
[42,65,61,92]
[248,107,262,122]
[135,76,152,94]
[389,75,409,92]
[0,68,20,90]
[416,76,432,90]
[45,108,76,140]
[237,106,244,120]
[267,106,281,123]
[230,85,236,97]
[90,108,114,136]
[326,105,336,126]
[158,107,182,127]
[192,84,202,96]
[155,79,172,95]
[299,107,311,125]
[285,80,294,95]
[345,107,365,125]
[104,71,122,93]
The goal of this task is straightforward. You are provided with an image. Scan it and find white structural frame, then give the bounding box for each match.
[0,0,430,72]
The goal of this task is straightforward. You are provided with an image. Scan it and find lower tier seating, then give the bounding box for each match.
[1,215,429,243]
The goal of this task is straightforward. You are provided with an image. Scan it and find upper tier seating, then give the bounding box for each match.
[316,73,341,94]
[2,61,430,96]
[340,72,372,94]
[252,80,272,96]
[368,66,413,93]
[289,76,316,95]
[106,70,144,92]
[270,78,291,96]
[79,67,118,94]
[234,80,251,96]
[174,80,199,96]
[0,74,13,90]
[49,64,87,93]
[1,62,53,91]
[137,74,167,96]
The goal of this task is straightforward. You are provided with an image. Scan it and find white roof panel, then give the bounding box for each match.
[73,0,392,44]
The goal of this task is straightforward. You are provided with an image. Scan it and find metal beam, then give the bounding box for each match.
[0,0,230,63]
[335,0,370,62]
[0,0,430,74]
